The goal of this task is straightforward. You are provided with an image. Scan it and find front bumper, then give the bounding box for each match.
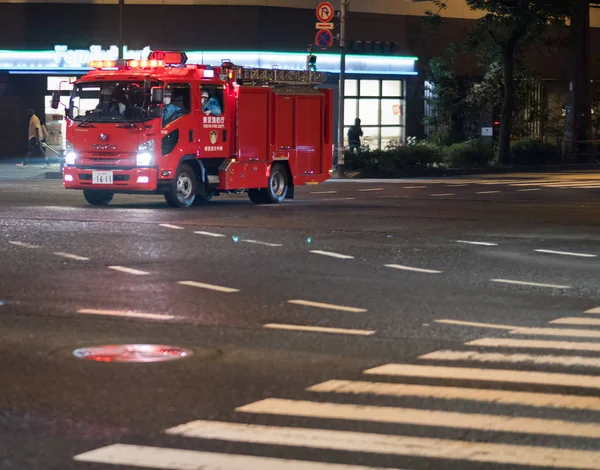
[63,167,159,192]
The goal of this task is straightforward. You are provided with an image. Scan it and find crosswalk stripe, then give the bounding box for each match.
[107,266,150,275]
[419,350,600,368]
[550,317,600,326]
[236,398,600,438]
[159,224,184,230]
[435,319,516,330]
[385,264,443,274]
[194,231,226,237]
[264,324,375,336]
[307,379,600,411]
[535,249,597,258]
[491,279,571,289]
[586,307,600,314]
[310,250,354,259]
[166,419,600,469]
[466,337,600,352]
[510,327,600,339]
[177,280,240,293]
[287,299,367,313]
[363,364,600,389]
[53,252,89,261]
[73,444,389,469]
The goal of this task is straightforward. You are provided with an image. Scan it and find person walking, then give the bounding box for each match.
[16,109,48,167]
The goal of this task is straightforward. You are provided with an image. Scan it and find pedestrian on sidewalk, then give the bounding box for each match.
[348,118,363,153]
[16,109,49,167]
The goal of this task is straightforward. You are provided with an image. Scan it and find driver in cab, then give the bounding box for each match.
[162,89,183,126]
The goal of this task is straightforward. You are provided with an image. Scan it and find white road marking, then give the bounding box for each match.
[307,379,600,411]
[241,239,283,247]
[467,338,600,352]
[53,252,89,261]
[535,249,597,258]
[429,193,455,197]
[358,188,384,192]
[159,224,184,230]
[447,184,468,187]
[435,319,518,330]
[264,324,375,336]
[403,185,426,189]
[455,240,498,246]
[323,197,356,201]
[550,317,600,326]
[510,327,600,339]
[178,281,240,293]
[476,191,501,194]
[73,444,386,470]
[364,363,600,389]
[420,349,600,368]
[310,250,354,259]
[194,231,226,237]
[310,190,337,194]
[237,398,600,438]
[78,309,176,321]
[491,279,571,289]
[385,264,443,274]
[518,188,543,192]
[107,266,150,276]
[166,419,600,469]
[586,307,600,314]
[8,241,40,249]
[287,299,367,313]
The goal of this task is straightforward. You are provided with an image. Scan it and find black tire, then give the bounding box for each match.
[193,188,215,205]
[248,188,269,204]
[83,189,114,206]
[249,163,289,204]
[164,163,197,208]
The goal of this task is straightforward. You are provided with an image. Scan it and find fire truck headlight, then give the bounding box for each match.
[64,141,77,165]
[136,140,155,166]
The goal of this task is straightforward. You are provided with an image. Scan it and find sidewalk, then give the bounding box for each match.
[0,158,62,180]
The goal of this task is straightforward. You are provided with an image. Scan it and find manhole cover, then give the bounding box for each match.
[72,344,193,363]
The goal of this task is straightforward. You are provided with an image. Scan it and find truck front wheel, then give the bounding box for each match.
[164,163,197,208]
[83,189,114,206]
[248,163,288,204]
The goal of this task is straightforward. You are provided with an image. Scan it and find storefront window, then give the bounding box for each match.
[344,78,406,149]
[47,76,75,91]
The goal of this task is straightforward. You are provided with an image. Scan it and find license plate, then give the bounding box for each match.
[92,171,113,184]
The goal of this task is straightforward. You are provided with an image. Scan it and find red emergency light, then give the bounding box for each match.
[148,51,188,66]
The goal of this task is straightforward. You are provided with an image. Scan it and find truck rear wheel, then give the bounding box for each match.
[164,163,197,208]
[83,189,114,206]
[248,163,288,204]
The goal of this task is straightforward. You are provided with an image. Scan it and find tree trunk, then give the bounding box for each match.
[498,44,515,165]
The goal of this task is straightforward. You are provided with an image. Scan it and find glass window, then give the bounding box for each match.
[381,99,402,125]
[381,127,402,149]
[382,80,401,97]
[344,98,358,126]
[47,76,75,91]
[361,127,380,150]
[360,79,379,97]
[345,79,358,96]
[359,99,379,126]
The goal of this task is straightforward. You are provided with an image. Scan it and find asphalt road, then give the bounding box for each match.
[1,171,600,470]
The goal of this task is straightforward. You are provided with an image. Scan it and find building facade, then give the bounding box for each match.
[0,0,599,158]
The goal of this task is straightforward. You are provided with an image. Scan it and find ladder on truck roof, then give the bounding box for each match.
[234,66,328,86]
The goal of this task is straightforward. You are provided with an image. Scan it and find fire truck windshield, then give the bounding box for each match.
[69,81,156,122]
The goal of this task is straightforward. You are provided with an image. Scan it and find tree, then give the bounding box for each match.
[427,0,572,164]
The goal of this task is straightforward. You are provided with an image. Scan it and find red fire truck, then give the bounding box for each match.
[52,51,333,207]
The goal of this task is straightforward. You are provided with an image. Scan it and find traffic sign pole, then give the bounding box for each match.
[336,0,348,176]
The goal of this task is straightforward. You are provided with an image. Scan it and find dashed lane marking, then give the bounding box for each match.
[264,324,375,336]
[310,190,337,194]
[535,249,597,258]
[475,191,501,194]
[510,327,600,339]
[8,241,40,249]
[307,379,600,411]
[310,250,354,259]
[242,239,283,247]
[107,266,150,275]
[420,349,600,368]
[53,252,90,261]
[166,419,600,469]
[159,224,185,230]
[236,398,600,438]
[435,319,519,330]
[550,317,600,326]
[385,264,443,274]
[429,193,455,197]
[287,299,367,313]
[323,197,356,201]
[178,281,240,293]
[586,307,600,314]
[78,309,176,321]
[194,231,226,237]
[74,444,387,470]
[403,185,427,189]
[491,279,571,289]
[517,188,543,192]
[455,240,498,246]
[358,188,384,192]
[363,363,600,389]
[466,337,600,352]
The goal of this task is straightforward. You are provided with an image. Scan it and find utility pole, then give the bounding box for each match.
[336,0,348,176]
[118,0,124,60]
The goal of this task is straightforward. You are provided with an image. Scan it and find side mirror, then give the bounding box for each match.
[51,91,60,109]
[151,87,164,105]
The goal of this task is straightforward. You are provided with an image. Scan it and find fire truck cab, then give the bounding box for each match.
[52,51,333,207]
